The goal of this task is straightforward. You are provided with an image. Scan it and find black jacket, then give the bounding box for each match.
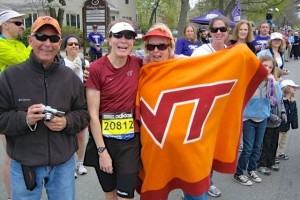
[279,98,298,132]
[0,52,90,166]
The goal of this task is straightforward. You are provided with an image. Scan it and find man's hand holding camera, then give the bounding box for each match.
[26,104,67,131]
[26,104,45,125]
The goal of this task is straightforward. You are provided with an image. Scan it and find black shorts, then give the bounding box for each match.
[95,134,141,198]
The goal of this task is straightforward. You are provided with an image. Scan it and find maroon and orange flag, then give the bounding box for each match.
[136,44,267,199]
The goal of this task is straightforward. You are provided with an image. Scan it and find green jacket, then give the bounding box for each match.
[0,37,31,74]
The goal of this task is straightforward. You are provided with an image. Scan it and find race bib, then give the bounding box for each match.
[101,112,134,138]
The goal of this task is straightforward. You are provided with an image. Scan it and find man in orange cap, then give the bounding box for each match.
[0,16,89,199]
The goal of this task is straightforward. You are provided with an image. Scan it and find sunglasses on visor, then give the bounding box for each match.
[146,43,170,51]
[33,33,61,43]
[210,26,228,33]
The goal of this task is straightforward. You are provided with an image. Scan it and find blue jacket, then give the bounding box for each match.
[244,79,270,120]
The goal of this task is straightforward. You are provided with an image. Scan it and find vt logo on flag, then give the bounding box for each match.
[140,80,236,148]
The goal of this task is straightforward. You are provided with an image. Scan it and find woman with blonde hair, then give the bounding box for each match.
[143,22,176,63]
[227,20,256,53]
[257,32,286,70]
[175,23,201,57]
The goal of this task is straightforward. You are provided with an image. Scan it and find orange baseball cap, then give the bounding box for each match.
[31,16,61,34]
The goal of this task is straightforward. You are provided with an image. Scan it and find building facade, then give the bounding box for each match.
[0,0,137,30]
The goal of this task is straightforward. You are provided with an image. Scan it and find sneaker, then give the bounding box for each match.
[275,157,280,164]
[75,172,78,179]
[258,167,271,176]
[248,171,262,183]
[278,154,289,160]
[234,174,253,186]
[270,164,279,171]
[208,184,221,197]
[77,163,88,175]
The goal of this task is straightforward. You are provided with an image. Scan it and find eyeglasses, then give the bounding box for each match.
[146,43,169,51]
[210,26,228,33]
[7,21,24,26]
[33,33,61,43]
[67,42,79,46]
[112,32,135,40]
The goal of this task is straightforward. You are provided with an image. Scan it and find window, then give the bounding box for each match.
[66,14,80,29]
[125,0,129,4]
[25,13,38,29]
[122,16,132,20]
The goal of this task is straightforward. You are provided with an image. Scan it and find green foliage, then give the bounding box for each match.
[134,38,143,47]
[19,27,31,47]
[136,0,180,31]
[61,26,83,40]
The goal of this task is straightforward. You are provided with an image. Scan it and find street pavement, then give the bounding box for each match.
[0,59,299,200]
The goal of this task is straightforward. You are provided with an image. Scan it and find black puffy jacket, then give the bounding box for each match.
[279,98,298,132]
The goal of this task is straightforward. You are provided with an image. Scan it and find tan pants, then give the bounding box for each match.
[276,132,289,155]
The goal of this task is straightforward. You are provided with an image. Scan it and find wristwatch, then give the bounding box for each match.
[97,146,106,153]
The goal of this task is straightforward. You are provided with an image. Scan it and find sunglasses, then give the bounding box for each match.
[67,42,79,46]
[146,43,169,51]
[33,33,61,43]
[210,26,228,33]
[7,21,24,26]
[112,32,135,40]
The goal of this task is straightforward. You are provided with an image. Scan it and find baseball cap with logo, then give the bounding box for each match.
[0,10,28,26]
[109,22,136,36]
[31,16,61,35]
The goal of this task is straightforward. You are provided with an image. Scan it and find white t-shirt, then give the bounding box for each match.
[64,57,89,82]
[191,44,216,57]
[191,43,228,57]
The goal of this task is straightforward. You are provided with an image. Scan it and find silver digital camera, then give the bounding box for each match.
[42,105,65,121]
